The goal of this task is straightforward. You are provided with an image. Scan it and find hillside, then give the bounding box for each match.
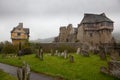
[30,37,55,43]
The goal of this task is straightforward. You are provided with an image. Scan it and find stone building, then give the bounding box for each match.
[55,13,114,46]
[56,24,77,42]
[77,13,114,46]
[11,23,30,45]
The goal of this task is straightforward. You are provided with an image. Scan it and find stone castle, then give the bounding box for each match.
[11,23,30,45]
[55,13,114,46]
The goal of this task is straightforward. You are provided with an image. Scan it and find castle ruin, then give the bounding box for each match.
[55,13,114,47]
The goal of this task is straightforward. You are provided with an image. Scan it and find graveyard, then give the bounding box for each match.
[0,52,119,80]
[0,1,120,80]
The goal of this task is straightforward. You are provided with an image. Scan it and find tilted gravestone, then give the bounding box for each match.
[17,62,30,80]
[64,50,68,59]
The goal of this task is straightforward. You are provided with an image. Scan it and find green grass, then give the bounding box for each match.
[0,54,119,80]
[0,69,17,80]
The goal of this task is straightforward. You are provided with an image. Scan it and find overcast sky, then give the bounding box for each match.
[0,0,120,42]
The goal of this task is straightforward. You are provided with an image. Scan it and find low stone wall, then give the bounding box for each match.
[38,42,81,53]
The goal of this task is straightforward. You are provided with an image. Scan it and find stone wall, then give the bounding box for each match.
[38,42,81,53]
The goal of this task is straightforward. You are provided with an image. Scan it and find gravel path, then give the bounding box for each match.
[0,63,54,80]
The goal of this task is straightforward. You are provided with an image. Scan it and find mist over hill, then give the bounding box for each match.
[30,32,120,43]
[30,37,55,43]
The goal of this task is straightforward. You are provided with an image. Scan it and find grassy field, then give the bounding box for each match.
[0,54,119,80]
[0,69,17,80]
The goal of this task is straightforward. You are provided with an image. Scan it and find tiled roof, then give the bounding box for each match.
[80,13,113,24]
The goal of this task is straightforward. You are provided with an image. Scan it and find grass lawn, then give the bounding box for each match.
[0,53,119,80]
[0,69,17,80]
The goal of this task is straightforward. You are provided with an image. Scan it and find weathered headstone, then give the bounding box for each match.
[17,62,30,80]
[61,52,64,56]
[17,68,22,80]
[99,52,107,60]
[99,45,107,60]
[55,50,58,56]
[100,66,108,74]
[69,55,74,63]
[35,49,39,57]
[64,50,68,59]
[100,60,120,79]
[110,50,119,60]
[76,48,81,54]
[51,49,54,56]
[18,50,23,59]
[39,48,43,60]
[93,49,99,55]
[81,50,89,57]
[57,52,61,57]
[36,48,43,60]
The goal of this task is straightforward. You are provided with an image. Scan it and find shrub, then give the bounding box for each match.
[2,41,18,54]
[0,42,4,53]
[21,47,32,55]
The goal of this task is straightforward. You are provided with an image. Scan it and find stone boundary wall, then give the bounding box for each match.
[39,42,81,53]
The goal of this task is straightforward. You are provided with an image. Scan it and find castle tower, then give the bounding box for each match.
[11,23,30,45]
[77,13,114,46]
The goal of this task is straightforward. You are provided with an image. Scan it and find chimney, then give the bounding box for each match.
[19,23,23,28]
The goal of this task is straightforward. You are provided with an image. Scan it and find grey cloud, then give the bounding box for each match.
[0,0,120,41]
[0,0,120,16]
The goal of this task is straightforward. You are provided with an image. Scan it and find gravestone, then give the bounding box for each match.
[76,48,81,54]
[64,50,68,59]
[100,66,108,74]
[35,49,39,57]
[99,51,106,60]
[110,50,119,60]
[81,43,89,57]
[36,48,44,60]
[81,50,89,57]
[39,48,43,60]
[99,45,107,60]
[51,49,54,56]
[17,62,30,80]
[61,52,64,57]
[69,55,74,63]
[100,60,120,79]
[18,50,23,59]
[57,52,61,57]
[93,49,99,55]
[55,50,58,56]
